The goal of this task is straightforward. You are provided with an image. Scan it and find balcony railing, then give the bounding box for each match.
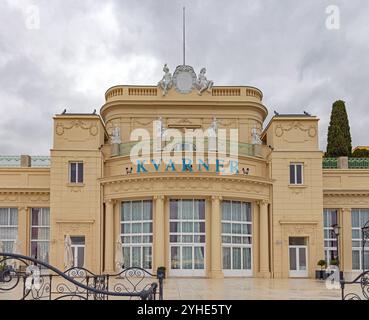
[117,139,266,159]
[0,156,50,168]
[323,157,369,169]
[322,158,338,169]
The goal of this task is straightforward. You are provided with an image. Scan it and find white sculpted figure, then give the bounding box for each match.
[251,127,262,145]
[158,64,173,96]
[196,68,214,95]
[111,125,121,144]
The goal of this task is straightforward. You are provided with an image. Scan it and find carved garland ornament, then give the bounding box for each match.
[275,121,316,138]
[56,120,98,136]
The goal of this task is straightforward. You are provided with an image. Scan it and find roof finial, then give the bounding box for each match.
[183,6,186,66]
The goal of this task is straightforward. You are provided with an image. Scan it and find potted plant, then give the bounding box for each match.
[315,260,327,280]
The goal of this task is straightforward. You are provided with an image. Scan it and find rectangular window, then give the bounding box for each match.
[30,208,50,263]
[121,200,153,270]
[352,209,369,270]
[0,208,18,253]
[323,209,338,265]
[69,162,84,183]
[222,201,252,275]
[290,163,303,185]
[70,236,85,268]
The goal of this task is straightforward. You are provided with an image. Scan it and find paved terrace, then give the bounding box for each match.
[0,278,345,300]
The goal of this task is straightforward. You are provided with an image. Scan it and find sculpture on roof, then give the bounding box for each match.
[158,64,173,96]
[195,68,214,95]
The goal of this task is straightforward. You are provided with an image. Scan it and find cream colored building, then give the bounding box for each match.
[1,66,369,279]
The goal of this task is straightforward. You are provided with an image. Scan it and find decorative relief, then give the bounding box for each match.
[103,175,271,201]
[56,120,98,136]
[275,121,316,138]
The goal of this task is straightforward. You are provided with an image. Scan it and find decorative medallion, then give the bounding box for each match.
[172,65,197,94]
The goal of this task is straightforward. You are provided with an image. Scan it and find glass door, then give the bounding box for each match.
[71,236,85,268]
[289,237,308,278]
[169,199,206,276]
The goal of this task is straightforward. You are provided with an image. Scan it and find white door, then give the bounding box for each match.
[71,236,85,268]
[169,199,206,277]
[289,237,308,278]
[289,245,308,278]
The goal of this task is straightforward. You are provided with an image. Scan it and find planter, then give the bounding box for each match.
[315,270,325,280]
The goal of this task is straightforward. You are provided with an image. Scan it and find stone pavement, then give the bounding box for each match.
[0,277,344,300]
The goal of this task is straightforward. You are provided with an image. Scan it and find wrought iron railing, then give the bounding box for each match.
[340,270,369,300]
[0,253,163,300]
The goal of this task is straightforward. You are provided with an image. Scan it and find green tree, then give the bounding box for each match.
[326,100,352,157]
[352,148,369,158]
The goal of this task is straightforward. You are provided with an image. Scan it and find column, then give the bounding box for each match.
[259,200,270,277]
[211,196,223,278]
[104,199,115,273]
[341,208,352,272]
[154,196,165,270]
[18,207,28,255]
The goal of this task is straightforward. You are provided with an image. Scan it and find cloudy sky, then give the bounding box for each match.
[0,0,368,155]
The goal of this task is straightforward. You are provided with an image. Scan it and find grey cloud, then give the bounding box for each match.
[0,0,368,155]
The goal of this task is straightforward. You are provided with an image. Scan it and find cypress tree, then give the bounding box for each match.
[326,100,352,157]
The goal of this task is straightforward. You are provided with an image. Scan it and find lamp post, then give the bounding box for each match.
[362,220,369,272]
[331,224,341,280]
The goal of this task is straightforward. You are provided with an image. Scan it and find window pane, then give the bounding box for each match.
[198,200,205,220]
[182,247,192,269]
[290,248,297,270]
[171,247,180,269]
[70,163,76,183]
[132,202,142,221]
[222,223,231,234]
[77,163,83,183]
[122,223,131,234]
[142,201,152,220]
[352,210,360,228]
[232,202,241,221]
[123,247,130,267]
[289,165,295,184]
[182,200,193,220]
[142,222,152,233]
[122,202,131,221]
[131,247,141,267]
[232,247,241,269]
[0,209,8,225]
[352,250,360,270]
[223,247,231,269]
[131,223,142,234]
[194,247,204,269]
[243,247,252,270]
[222,201,231,221]
[143,247,152,269]
[296,165,302,184]
[170,200,179,220]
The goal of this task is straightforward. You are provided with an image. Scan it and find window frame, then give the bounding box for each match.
[120,200,153,271]
[290,162,304,185]
[69,161,84,184]
[352,209,369,270]
[323,209,338,265]
[0,208,18,252]
[221,200,253,276]
[30,208,50,263]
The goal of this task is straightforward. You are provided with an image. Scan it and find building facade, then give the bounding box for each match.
[1,65,369,279]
